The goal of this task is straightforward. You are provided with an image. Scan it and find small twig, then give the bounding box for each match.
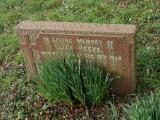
[85,107,89,118]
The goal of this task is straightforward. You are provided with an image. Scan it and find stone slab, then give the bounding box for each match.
[16,21,137,95]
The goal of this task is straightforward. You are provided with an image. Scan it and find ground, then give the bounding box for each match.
[0,0,160,119]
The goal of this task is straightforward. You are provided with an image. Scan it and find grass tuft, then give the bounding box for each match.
[128,92,160,120]
[37,55,112,107]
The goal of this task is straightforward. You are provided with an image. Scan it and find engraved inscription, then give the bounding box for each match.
[38,35,122,64]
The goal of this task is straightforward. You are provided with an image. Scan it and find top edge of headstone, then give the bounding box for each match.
[16,21,137,34]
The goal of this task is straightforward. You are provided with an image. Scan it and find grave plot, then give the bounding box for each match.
[16,21,137,95]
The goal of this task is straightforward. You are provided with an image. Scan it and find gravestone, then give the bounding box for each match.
[16,21,137,95]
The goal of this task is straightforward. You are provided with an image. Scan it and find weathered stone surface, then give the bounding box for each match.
[16,21,137,95]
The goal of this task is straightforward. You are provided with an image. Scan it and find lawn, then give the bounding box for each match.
[0,0,160,119]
